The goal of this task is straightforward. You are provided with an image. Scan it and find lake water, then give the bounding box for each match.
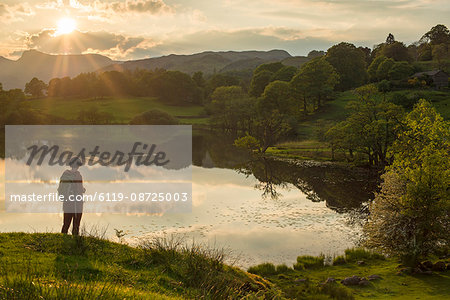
[0,133,378,268]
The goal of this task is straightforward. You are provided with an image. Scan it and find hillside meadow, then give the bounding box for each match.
[26,96,209,125]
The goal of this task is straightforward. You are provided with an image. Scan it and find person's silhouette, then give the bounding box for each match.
[58,157,86,235]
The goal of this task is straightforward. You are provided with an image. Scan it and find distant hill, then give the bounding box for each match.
[101,49,293,75]
[0,49,302,90]
[0,50,117,89]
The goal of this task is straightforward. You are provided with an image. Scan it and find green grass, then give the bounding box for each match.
[249,249,450,300]
[0,232,275,299]
[26,96,208,124]
[294,91,355,141]
[344,248,386,263]
[386,89,450,120]
[333,255,347,266]
[265,139,358,162]
[294,255,325,270]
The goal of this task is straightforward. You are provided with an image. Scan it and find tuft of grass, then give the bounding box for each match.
[344,247,385,262]
[333,255,347,265]
[247,263,277,277]
[293,255,325,270]
[275,264,292,273]
[247,263,293,277]
[139,235,275,298]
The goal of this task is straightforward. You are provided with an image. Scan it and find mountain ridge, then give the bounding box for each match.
[0,50,117,90]
[99,49,293,75]
[0,49,306,90]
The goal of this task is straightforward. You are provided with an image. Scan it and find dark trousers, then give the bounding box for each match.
[61,213,83,235]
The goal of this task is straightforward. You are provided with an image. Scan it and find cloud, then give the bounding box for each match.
[37,0,174,15]
[0,2,35,23]
[109,0,172,14]
[25,29,145,58]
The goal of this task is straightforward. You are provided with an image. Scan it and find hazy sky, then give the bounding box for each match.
[0,0,448,60]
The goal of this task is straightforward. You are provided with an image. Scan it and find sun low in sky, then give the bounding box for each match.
[55,17,77,36]
[0,0,448,60]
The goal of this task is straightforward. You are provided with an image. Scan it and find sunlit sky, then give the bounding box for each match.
[0,0,449,60]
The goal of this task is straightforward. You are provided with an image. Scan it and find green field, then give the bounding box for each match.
[26,97,209,124]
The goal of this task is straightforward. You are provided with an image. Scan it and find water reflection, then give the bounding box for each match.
[193,131,379,213]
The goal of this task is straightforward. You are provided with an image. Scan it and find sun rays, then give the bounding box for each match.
[55,17,77,36]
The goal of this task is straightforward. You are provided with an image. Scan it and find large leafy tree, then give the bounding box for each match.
[254,80,297,152]
[71,72,102,98]
[47,78,62,97]
[24,77,47,98]
[326,84,404,166]
[382,41,412,62]
[249,62,285,97]
[432,44,449,69]
[364,100,449,265]
[206,73,240,99]
[325,42,367,91]
[388,61,414,80]
[233,81,297,153]
[368,56,387,82]
[376,58,395,81]
[290,57,339,112]
[259,80,296,116]
[249,70,273,97]
[420,24,450,45]
[209,85,256,134]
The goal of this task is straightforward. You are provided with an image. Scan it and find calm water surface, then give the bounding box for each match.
[0,133,378,268]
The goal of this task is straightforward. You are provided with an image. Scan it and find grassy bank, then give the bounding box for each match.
[248,249,450,299]
[1,233,448,299]
[0,232,275,299]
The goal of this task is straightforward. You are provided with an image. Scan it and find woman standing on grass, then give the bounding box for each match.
[58,157,86,235]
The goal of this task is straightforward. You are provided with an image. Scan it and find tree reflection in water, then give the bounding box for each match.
[194,131,380,216]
